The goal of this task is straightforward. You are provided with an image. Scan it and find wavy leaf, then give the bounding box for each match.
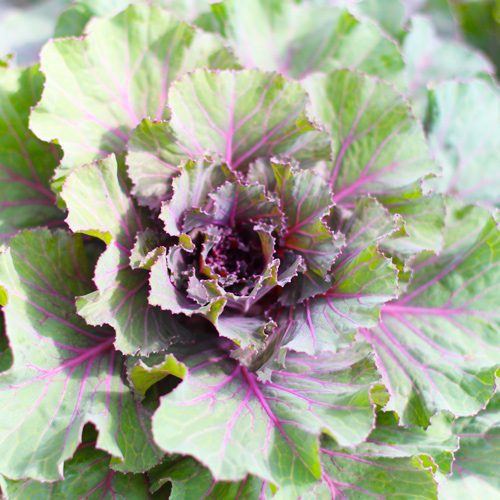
[0,229,161,481]
[30,4,235,171]
[304,69,438,204]
[153,342,378,493]
[362,202,499,425]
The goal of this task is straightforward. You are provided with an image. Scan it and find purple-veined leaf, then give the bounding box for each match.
[168,69,331,170]
[152,341,378,493]
[304,69,438,204]
[221,0,404,82]
[0,65,63,241]
[30,4,235,172]
[361,202,499,426]
[282,197,399,355]
[126,120,186,209]
[149,455,273,499]
[61,155,187,355]
[0,229,162,481]
[0,439,151,499]
[130,228,166,271]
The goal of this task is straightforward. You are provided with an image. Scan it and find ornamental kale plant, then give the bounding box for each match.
[0,1,499,498]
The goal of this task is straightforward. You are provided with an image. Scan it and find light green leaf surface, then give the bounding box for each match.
[362,202,499,425]
[0,229,161,481]
[30,4,234,171]
[222,0,404,81]
[425,79,500,205]
[305,70,438,204]
[168,69,330,170]
[0,65,62,241]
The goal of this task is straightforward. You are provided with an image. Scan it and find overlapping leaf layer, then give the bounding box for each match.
[0,1,498,498]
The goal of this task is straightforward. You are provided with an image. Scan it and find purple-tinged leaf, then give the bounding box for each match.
[361,202,499,426]
[168,69,331,170]
[0,229,162,481]
[30,4,236,171]
[304,70,438,204]
[152,342,378,493]
[0,65,63,241]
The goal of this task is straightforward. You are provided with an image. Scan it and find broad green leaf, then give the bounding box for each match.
[153,343,378,492]
[62,156,186,355]
[221,0,404,81]
[439,394,500,499]
[126,120,186,209]
[318,435,437,499]
[425,80,500,205]
[283,197,399,354]
[0,444,150,499]
[149,456,272,499]
[403,15,493,117]
[362,202,499,425]
[0,65,63,241]
[305,70,438,204]
[168,69,330,170]
[30,4,235,171]
[0,229,162,481]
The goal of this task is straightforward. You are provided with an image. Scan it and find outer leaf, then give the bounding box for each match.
[403,15,493,117]
[425,80,500,205]
[221,0,404,81]
[283,198,399,354]
[153,343,378,492]
[0,445,150,499]
[149,456,272,499]
[318,436,437,499]
[62,156,185,355]
[304,69,438,204]
[126,120,186,209]
[362,203,499,425]
[168,69,330,170]
[0,229,161,481]
[30,4,235,170]
[0,65,62,241]
[439,394,500,499]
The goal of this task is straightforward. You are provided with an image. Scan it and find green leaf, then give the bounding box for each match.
[0,65,63,241]
[0,444,150,499]
[362,202,499,425]
[30,4,235,171]
[425,79,500,205]
[439,394,500,499]
[168,69,330,170]
[221,0,404,81]
[128,353,187,400]
[305,70,438,204]
[0,229,161,481]
[403,15,493,117]
[62,156,186,355]
[153,343,378,492]
[149,455,272,498]
[126,120,186,209]
[318,435,438,499]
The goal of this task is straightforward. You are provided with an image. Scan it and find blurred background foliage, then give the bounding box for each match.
[1,0,498,74]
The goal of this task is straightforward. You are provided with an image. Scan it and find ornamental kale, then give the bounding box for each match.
[0,1,499,499]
